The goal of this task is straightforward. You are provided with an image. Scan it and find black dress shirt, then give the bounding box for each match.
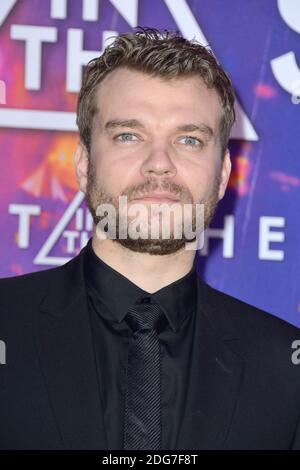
[83,238,198,450]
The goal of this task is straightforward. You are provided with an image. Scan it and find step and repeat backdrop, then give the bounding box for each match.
[0,0,299,326]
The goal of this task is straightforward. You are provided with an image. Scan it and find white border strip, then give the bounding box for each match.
[0,108,77,131]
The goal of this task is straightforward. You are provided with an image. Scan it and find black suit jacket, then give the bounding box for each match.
[1,245,300,450]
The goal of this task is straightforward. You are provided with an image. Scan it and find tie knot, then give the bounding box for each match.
[125,299,165,333]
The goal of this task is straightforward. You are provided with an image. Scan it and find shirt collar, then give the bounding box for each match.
[84,238,198,333]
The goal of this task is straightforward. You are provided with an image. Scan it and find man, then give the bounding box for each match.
[0,27,300,450]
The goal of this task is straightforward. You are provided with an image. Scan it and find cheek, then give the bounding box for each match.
[181,162,218,202]
[94,156,134,197]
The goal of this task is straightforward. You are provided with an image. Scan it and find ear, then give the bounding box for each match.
[74,142,89,193]
[218,149,232,201]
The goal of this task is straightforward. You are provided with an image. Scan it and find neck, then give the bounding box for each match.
[91,235,197,293]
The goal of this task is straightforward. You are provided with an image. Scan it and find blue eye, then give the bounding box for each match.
[180,136,202,147]
[115,133,137,142]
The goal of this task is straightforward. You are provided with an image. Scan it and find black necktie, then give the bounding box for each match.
[123,299,166,450]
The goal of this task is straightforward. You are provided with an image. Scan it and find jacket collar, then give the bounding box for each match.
[38,243,240,340]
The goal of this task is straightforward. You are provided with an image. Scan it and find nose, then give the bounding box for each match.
[140,142,177,178]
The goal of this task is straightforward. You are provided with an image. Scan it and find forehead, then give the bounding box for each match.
[94,67,222,132]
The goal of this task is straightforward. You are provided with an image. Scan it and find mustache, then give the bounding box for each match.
[87,162,194,203]
[121,178,193,202]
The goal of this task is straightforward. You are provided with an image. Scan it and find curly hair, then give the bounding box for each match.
[76,27,235,158]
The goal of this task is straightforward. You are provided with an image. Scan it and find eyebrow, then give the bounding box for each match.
[103,119,214,139]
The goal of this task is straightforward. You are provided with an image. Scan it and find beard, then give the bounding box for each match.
[85,159,221,256]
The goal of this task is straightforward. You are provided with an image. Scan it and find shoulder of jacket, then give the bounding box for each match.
[201,280,300,341]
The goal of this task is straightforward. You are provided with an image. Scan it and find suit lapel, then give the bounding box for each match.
[177,277,244,450]
[34,249,107,449]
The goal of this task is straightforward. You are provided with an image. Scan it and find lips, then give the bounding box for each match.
[134,192,180,201]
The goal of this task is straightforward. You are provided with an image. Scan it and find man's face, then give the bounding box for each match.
[75,67,231,255]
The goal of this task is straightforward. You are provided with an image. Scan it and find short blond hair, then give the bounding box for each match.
[77,27,236,158]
